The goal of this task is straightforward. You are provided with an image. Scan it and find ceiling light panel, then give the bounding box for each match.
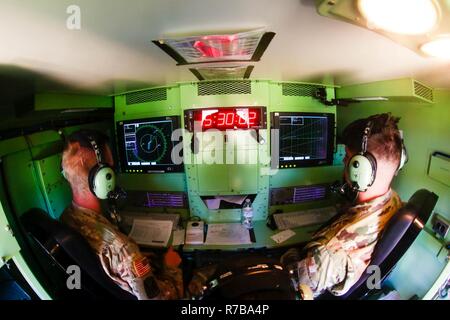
[316,0,450,58]
[358,0,439,35]
[421,35,450,58]
[153,29,275,65]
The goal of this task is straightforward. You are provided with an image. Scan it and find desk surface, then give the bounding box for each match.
[139,220,322,251]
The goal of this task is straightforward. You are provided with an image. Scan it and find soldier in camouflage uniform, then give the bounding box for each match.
[281,113,405,298]
[61,129,183,299]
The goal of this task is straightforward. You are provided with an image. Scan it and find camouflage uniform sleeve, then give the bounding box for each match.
[99,241,156,300]
[296,244,359,297]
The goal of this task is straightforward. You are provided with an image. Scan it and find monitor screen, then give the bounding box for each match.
[271,112,335,168]
[116,116,183,173]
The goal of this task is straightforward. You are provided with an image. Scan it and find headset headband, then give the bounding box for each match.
[87,135,104,164]
[361,121,372,154]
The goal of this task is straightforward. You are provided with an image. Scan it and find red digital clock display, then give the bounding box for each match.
[193,107,263,131]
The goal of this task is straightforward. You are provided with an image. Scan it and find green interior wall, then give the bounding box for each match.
[114,80,342,224]
[0,120,112,298]
[336,88,450,299]
[2,78,447,299]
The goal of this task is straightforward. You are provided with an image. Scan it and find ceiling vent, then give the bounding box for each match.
[413,80,434,102]
[282,83,325,97]
[197,80,251,96]
[336,78,434,104]
[126,88,167,105]
[190,65,254,81]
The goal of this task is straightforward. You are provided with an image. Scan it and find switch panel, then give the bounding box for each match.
[432,214,450,239]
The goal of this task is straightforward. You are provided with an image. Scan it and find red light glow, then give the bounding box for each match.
[195,107,261,130]
[193,35,242,58]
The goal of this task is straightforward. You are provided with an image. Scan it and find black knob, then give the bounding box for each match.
[352,161,359,168]
[106,173,112,180]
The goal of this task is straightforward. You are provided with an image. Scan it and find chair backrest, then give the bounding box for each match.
[21,208,136,300]
[319,189,438,300]
[202,254,296,300]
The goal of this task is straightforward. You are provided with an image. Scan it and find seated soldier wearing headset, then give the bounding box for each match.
[60,129,183,300]
[281,113,407,299]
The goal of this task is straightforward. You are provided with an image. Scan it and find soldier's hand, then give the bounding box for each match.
[188,264,218,298]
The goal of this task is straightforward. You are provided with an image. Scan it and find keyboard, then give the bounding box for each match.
[273,206,337,230]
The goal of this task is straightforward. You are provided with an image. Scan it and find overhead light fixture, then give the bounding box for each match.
[421,35,450,58]
[358,0,439,35]
[351,97,389,101]
[153,29,275,65]
[189,65,254,80]
[316,0,449,58]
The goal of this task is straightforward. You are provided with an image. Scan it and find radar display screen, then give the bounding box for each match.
[116,116,183,173]
[271,112,334,168]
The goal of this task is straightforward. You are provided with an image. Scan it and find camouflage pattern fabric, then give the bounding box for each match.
[60,203,183,299]
[283,189,402,297]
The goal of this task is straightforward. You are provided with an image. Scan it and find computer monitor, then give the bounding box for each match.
[116,116,183,173]
[271,112,335,168]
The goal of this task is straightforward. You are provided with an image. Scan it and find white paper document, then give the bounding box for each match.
[128,219,173,247]
[205,195,248,209]
[205,223,252,245]
[121,212,180,231]
[271,229,296,244]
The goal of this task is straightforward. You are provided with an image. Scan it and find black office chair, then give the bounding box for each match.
[317,189,438,300]
[199,255,296,300]
[20,208,137,300]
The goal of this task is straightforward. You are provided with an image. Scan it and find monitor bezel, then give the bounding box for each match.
[116,115,184,174]
[271,112,335,168]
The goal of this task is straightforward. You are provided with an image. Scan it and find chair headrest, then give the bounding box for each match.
[21,208,101,268]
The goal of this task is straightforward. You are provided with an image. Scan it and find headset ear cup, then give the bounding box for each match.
[93,166,116,199]
[88,164,100,196]
[348,153,377,192]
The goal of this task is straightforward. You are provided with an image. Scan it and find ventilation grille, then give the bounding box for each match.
[413,81,433,102]
[146,192,186,208]
[198,80,251,96]
[126,88,167,105]
[293,185,327,203]
[270,185,328,205]
[282,83,323,97]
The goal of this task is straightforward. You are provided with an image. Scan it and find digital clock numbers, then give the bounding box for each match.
[188,107,264,131]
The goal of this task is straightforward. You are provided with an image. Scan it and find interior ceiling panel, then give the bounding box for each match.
[0,0,449,95]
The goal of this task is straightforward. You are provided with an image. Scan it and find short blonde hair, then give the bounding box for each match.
[61,141,97,196]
